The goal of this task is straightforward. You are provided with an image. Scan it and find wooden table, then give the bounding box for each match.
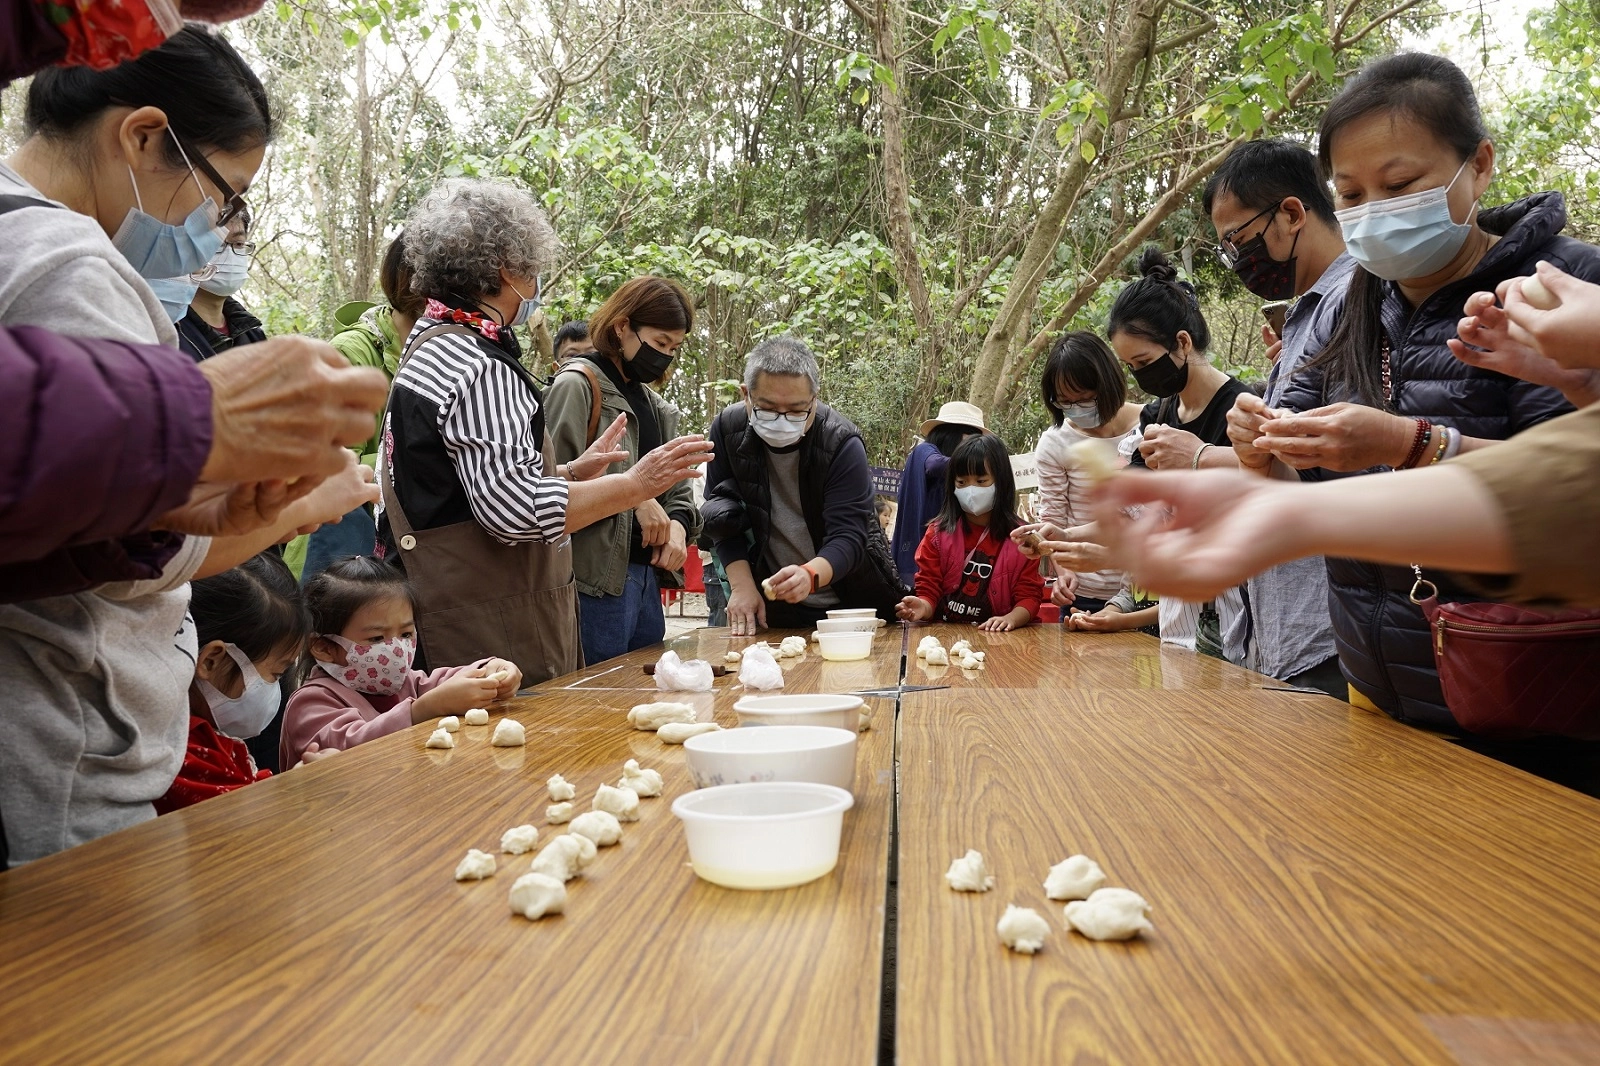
[0,628,897,1066]
[8,620,1600,1065]
[895,625,1600,1065]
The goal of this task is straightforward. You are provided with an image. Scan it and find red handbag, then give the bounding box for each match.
[1411,573,1600,740]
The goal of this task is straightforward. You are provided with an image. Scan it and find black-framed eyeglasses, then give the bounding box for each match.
[171,129,249,229]
[750,402,813,425]
[1216,203,1278,268]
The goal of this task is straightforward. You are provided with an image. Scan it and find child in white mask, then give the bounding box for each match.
[895,433,1044,633]
[283,556,522,768]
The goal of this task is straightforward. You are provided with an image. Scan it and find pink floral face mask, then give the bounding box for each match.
[318,634,415,695]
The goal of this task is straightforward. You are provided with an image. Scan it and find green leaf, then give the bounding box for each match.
[1080,140,1097,164]
[342,26,359,47]
[275,2,291,21]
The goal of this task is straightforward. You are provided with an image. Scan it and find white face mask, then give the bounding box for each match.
[954,484,996,515]
[1335,158,1476,281]
[748,399,811,449]
[197,643,280,740]
[195,244,253,297]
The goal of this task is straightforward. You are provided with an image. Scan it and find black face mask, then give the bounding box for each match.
[625,332,674,384]
[1132,350,1189,398]
[1230,225,1300,300]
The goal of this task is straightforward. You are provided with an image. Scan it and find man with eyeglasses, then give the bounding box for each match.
[702,336,903,635]
[172,214,268,362]
[1195,137,1353,698]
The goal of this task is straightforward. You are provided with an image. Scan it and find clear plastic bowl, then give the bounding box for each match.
[683,724,858,792]
[733,693,863,731]
[816,631,873,661]
[672,782,855,890]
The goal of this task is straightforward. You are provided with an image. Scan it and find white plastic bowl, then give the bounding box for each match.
[814,617,879,636]
[673,782,854,890]
[734,693,864,731]
[816,630,873,661]
[826,608,879,619]
[683,724,858,792]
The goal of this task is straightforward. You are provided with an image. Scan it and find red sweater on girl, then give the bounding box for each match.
[912,519,1045,623]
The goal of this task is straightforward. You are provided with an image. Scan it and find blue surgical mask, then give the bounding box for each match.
[196,243,253,297]
[954,484,996,515]
[1335,158,1476,282]
[508,278,541,328]
[1059,401,1102,429]
[147,276,199,323]
[197,643,281,740]
[110,135,228,280]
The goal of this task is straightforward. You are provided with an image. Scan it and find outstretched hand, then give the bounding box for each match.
[568,413,632,481]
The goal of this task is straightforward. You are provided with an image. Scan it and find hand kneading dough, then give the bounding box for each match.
[529,834,596,882]
[568,810,622,846]
[548,774,577,802]
[500,824,539,854]
[1044,855,1106,901]
[509,872,567,920]
[924,646,950,666]
[464,707,490,726]
[1064,887,1154,941]
[778,635,808,658]
[425,728,454,749]
[440,716,461,732]
[628,702,698,731]
[945,849,995,892]
[619,759,663,797]
[594,784,641,822]
[1520,271,1558,309]
[997,905,1052,954]
[658,721,723,744]
[491,718,526,746]
[454,848,496,881]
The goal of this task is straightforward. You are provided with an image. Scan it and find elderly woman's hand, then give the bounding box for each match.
[628,435,715,498]
[158,477,319,537]
[567,414,631,481]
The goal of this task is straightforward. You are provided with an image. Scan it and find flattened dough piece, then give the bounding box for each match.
[568,810,622,846]
[1043,855,1106,901]
[997,905,1051,954]
[658,721,723,744]
[548,774,576,802]
[593,784,641,822]
[945,849,995,892]
[500,824,539,855]
[509,872,567,920]
[454,848,496,881]
[628,701,698,731]
[1064,887,1154,941]
[440,716,461,732]
[425,728,454,749]
[545,802,575,824]
[491,718,526,747]
[464,708,490,726]
[619,758,663,797]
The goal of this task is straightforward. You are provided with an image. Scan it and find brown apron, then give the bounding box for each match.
[382,323,584,685]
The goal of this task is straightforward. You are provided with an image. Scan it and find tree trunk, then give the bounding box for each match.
[966,0,1161,412]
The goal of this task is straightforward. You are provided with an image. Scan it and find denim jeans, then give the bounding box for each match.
[301,505,377,584]
[579,563,666,665]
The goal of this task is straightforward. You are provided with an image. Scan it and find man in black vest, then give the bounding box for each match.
[703,336,901,635]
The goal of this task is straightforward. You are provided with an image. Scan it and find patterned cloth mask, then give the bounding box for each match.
[318,634,416,695]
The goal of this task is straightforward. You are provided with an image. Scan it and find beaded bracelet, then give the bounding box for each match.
[1400,418,1433,469]
[1428,426,1449,465]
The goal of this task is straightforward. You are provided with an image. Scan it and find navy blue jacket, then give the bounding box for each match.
[1279,192,1600,729]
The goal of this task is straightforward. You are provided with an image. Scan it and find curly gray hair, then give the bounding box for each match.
[402,178,558,304]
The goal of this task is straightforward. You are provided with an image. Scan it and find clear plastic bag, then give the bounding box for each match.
[737,644,785,691]
[654,651,715,692]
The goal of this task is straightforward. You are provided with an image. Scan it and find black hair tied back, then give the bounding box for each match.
[1107,246,1211,352]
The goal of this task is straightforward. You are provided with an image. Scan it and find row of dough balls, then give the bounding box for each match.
[424,707,525,749]
[945,849,1153,952]
[915,636,986,671]
[452,759,666,919]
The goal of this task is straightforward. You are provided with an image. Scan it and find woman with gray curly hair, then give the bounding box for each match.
[379,179,713,683]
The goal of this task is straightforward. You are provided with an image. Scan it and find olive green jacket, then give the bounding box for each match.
[544,357,701,598]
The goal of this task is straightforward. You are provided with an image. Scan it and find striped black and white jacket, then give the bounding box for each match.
[378,319,569,552]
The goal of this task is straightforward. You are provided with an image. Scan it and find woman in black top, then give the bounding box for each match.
[1110,248,1249,469]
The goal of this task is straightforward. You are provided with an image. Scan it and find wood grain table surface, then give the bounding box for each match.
[0,629,897,1066]
[895,626,1600,1065]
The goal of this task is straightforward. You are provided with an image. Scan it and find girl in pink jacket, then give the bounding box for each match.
[281,557,522,769]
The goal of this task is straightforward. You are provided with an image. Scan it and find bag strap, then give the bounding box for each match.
[400,321,477,369]
[0,195,60,216]
[556,359,604,444]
